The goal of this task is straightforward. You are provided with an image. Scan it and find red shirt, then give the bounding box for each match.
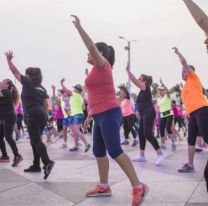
[85,59,119,115]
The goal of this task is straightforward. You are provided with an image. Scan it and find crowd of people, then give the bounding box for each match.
[0,0,208,205]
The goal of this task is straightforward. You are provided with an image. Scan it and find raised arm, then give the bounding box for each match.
[51,85,61,106]
[126,64,146,91]
[60,79,72,96]
[71,15,105,69]
[5,51,22,82]
[160,78,170,97]
[183,0,208,34]
[172,47,192,74]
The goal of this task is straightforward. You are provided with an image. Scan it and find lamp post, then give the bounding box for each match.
[118,36,137,94]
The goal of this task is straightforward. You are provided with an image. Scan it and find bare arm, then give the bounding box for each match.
[126,64,146,90]
[183,0,208,34]
[71,15,105,69]
[60,79,72,96]
[5,51,22,82]
[43,98,49,112]
[172,47,192,74]
[160,78,170,97]
[51,85,61,106]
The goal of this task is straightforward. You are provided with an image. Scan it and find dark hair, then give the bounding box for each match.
[95,42,115,66]
[25,67,42,86]
[189,65,195,71]
[119,86,130,99]
[172,100,176,104]
[141,74,153,86]
[7,79,20,106]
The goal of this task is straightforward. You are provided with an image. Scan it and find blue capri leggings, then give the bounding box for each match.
[92,107,124,159]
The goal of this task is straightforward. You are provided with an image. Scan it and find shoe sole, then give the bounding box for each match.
[140,186,149,205]
[86,192,112,197]
[12,157,23,167]
[44,161,55,180]
[178,170,195,173]
[0,160,10,163]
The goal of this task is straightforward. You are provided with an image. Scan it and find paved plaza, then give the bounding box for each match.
[0,134,208,206]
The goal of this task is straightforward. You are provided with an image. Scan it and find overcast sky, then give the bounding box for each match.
[0,0,208,95]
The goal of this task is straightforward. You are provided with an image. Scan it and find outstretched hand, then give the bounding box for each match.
[71,15,81,28]
[5,50,14,61]
[60,78,65,85]
[126,62,130,72]
[172,47,179,54]
[51,85,56,91]
[159,78,163,85]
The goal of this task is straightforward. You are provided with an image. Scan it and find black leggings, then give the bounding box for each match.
[186,106,208,191]
[25,107,51,166]
[160,115,173,137]
[56,119,63,132]
[123,114,137,140]
[139,108,160,150]
[0,114,20,157]
[17,114,24,130]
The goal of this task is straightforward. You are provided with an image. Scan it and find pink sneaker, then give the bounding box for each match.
[132,182,149,206]
[86,184,112,197]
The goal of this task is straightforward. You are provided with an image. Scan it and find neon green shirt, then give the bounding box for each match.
[157,94,173,118]
[70,92,84,116]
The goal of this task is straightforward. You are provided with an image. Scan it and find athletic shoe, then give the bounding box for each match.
[86,184,112,197]
[195,148,203,153]
[121,140,129,145]
[133,156,147,163]
[171,143,177,151]
[132,182,149,206]
[132,140,139,147]
[160,144,167,149]
[43,161,55,180]
[61,143,67,148]
[178,163,195,173]
[84,144,91,153]
[16,135,20,141]
[155,155,166,166]
[69,146,79,152]
[24,165,41,172]
[12,155,23,167]
[0,155,10,163]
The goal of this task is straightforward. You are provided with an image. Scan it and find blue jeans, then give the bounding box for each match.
[92,107,123,159]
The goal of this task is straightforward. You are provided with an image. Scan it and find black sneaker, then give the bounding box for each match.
[24,165,41,172]
[132,140,139,147]
[121,140,129,145]
[84,144,91,153]
[69,146,79,152]
[178,163,195,173]
[12,155,23,167]
[195,148,203,153]
[43,161,55,180]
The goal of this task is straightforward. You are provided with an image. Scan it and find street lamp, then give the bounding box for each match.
[118,36,137,94]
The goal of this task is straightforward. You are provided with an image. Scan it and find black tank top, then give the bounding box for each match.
[136,86,154,115]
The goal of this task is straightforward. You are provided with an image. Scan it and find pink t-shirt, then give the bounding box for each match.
[172,105,179,117]
[55,105,64,120]
[16,103,23,114]
[120,99,134,117]
[177,107,183,116]
[85,59,119,115]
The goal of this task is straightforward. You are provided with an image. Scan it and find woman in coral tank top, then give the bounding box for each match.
[71,15,148,205]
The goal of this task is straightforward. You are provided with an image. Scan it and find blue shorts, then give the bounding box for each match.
[62,117,72,126]
[92,107,123,159]
[71,114,84,125]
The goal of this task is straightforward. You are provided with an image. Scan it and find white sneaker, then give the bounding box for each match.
[132,156,147,163]
[155,155,166,166]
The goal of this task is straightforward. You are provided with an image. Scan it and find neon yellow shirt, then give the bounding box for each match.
[70,92,84,116]
[158,94,173,117]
